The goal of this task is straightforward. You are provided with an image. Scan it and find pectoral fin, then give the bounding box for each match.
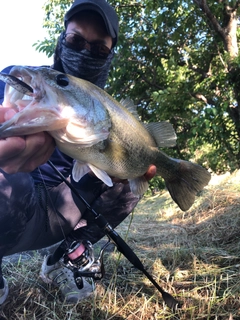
[72,161,91,182]
[65,122,109,146]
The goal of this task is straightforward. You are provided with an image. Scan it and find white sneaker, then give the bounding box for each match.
[0,278,9,305]
[40,255,94,303]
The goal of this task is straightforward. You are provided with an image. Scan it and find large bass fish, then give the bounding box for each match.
[0,66,211,211]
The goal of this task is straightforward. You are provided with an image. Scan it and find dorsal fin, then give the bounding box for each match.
[120,98,176,147]
[144,122,177,147]
[120,98,139,119]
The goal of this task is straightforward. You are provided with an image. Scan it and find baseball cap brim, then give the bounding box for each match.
[64,0,118,45]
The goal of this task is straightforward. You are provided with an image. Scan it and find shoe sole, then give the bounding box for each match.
[0,278,9,305]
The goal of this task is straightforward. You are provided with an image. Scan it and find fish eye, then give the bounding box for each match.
[56,74,69,87]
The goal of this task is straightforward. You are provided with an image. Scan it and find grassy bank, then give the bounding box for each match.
[1,171,240,319]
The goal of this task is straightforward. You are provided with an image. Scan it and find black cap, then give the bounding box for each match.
[64,0,119,46]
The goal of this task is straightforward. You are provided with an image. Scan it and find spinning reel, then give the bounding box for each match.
[62,239,112,289]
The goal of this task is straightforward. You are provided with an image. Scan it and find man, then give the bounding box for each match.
[0,0,156,304]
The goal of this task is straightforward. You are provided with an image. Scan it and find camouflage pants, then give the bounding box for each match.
[0,170,139,274]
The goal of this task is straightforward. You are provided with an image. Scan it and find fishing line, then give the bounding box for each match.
[37,166,67,241]
[47,160,180,311]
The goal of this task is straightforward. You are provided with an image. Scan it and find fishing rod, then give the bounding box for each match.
[47,160,180,311]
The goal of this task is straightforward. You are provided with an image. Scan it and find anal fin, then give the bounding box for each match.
[129,176,149,196]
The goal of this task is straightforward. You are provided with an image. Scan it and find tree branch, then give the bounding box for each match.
[233,0,240,10]
[193,0,238,57]
[193,93,216,105]
[193,0,225,40]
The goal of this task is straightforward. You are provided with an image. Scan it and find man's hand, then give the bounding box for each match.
[0,107,55,173]
[144,164,157,181]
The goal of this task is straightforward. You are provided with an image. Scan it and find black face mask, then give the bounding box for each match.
[55,32,114,89]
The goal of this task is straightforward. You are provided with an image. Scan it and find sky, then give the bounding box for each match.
[0,0,53,72]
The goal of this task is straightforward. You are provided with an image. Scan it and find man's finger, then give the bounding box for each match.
[144,165,157,181]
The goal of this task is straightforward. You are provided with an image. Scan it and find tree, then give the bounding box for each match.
[37,0,240,173]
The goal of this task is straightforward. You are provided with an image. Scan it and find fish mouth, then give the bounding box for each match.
[0,67,46,110]
[0,67,69,137]
[0,72,33,96]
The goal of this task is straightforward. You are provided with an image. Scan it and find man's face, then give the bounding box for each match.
[66,12,113,53]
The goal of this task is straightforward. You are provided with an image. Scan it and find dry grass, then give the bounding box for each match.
[1,170,240,319]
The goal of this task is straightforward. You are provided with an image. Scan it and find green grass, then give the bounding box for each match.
[1,170,240,319]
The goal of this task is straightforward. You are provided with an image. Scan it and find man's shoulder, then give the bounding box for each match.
[0,65,15,74]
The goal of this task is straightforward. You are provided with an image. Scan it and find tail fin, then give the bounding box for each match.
[164,160,211,211]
